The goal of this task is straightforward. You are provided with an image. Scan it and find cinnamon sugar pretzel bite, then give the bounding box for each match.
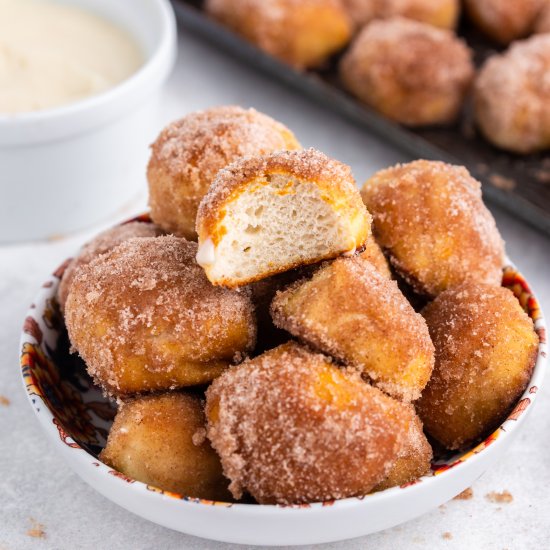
[205,0,352,69]
[205,341,412,504]
[101,392,231,501]
[417,283,539,450]
[340,18,474,127]
[474,34,550,154]
[361,160,505,298]
[464,0,544,44]
[65,236,256,397]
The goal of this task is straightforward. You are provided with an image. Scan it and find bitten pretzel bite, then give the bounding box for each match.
[195,148,371,287]
[417,283,539,450]
[57,222,163,312]
[271,257,434,401]
[464,0,543,44]
[101,393,231,501]
[205,342,411,504]
[340,18,474,127]
[205,0,352,69]
[342,0,460,30]
[474,34,550,154]
[374,408,432,491]
[361,160,505,298]
[148,106,300,239]
[65,236,256,396]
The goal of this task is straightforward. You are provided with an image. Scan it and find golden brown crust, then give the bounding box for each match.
[464,0,543,44]
[205,341,411,504]
[340,17,474,127]
[100,393,231,501]
[196,148,370,249]
[271,257,434,402]
[535,2,550,33]
[361,160,505,297]
[147,106,300,239]
[359,236,392,279]
[58,222,163,312]
[342,0,460,30]
[65,236,257,397]
[374,407,432,491]
[474,34,550,154]
[416,283,539,450]
[205,0,352,69]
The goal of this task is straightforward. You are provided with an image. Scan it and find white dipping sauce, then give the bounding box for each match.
[0,0,143,113]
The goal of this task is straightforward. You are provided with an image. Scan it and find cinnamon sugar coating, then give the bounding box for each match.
[464,0,544,44]
[271,257,434,402]
[374,407,432,491]
[65,236,256,397]
[58,222,163,312]
[148,106,300,239]
[205,342,411,504]
[417,283,539,450]
[359,236,392,279]
[205,0,352,69]
[535,2,550,33]
[361,160,505,297]
[340,17,474,127]
[101,392,231,501]
[342,0,460,30]
[474,34,550,154]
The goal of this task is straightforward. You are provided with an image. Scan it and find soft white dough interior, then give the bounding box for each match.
[210,175,355,282]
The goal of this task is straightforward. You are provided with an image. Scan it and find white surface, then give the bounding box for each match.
[1,24,549,550]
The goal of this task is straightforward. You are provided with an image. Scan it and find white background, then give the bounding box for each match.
[1,23,549,550]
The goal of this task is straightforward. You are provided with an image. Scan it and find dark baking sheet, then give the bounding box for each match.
[172,0,550,236]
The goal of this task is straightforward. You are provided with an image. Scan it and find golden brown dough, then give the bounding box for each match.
[205,0,352,69]
[101,393,231,501]
[271,257,434,402]
[342,0,460,30]
[58,222,163,312]
[374,408,432,490]
[340,18,474,127]
[416,283,539,450]
[359,236,392,279]
[535,2,550,33]
[65,236,256,396]
[464,0,543,44]
[206,342,411,504]
[147,106,300,239]
[474,34,550,154]
[361,160,505,297]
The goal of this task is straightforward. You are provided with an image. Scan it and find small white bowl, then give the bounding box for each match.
[20,222,547,545]
[0,0,176,242]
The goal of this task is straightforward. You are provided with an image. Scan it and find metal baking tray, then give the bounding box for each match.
[172,0,550,236]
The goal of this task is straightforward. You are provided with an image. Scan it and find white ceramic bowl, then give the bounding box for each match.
[0,0,176,243]
[20,221,547,545]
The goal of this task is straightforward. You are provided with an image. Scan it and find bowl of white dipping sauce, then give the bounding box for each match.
[0,0,176,242]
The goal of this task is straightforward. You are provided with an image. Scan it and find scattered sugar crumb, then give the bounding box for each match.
[26,518,46,539]
[442,532,453,540]
[454,487,473,500]
[485,490,513,504]
[0,395,10,406]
